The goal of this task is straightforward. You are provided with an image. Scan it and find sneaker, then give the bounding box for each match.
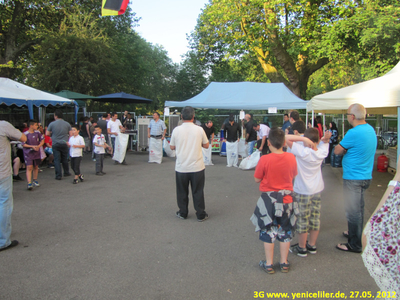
[176,211,187,220]
[47,164,54,168]
[32,180,40,187]
[0,240,19,252]
[95,172,103,176]
[92,159,96,162]
[13,175,23,181]
[101,171,106,175]
[27,182,33,190]
[64,173,71,177]
[73,179,79,184]
[289,244,307,257]
[121,161,128,165]
[306,242,317,254]
[78,174,84,182]
[197,213,209,222]
[259,260,275,274]
[114,161,119,165]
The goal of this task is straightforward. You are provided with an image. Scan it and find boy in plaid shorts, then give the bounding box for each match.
[285,127,331,257]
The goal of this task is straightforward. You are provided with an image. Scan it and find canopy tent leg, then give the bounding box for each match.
[306,111,308,126]
[342,114,345,139]
[397,107,400,163]
[311,111,314,126]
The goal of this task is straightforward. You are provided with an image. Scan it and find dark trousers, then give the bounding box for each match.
[95,153,104,173]
[52,143,70,179]
[175,170,206,219]
[70,157,82,175]
[256,139,270,156]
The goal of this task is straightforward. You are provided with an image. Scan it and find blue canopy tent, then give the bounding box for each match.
[0,78,78,122]
[165,82,308,110]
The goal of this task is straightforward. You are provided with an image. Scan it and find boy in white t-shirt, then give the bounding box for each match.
[93,126,112,176]
[285,128,331,257]
[67,125,85,184]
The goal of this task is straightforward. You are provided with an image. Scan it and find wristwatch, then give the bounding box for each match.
[387,180,399,187]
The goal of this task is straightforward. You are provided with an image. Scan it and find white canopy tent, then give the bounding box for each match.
[0,77,78,121]
[306,61,400,160]
[165,82,308,110]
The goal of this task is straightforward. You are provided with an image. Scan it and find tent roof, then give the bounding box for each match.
[164,82,308,110]
[307,62,400,114]
[0,78,77,108]
[54,90,98,100]
[96,92,152,104]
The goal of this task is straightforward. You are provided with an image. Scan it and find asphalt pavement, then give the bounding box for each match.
[0,151,393,300]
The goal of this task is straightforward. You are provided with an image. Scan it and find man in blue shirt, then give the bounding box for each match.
[281,113,291,133]
[334,103,377,253]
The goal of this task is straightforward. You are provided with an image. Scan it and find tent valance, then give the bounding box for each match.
[165,82,308,110]
[0,78,78,119]
[306,62,400,114]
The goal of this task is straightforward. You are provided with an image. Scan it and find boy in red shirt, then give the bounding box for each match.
[250,127,300,274]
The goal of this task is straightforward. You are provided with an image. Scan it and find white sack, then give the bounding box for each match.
[112,134,129,163]
[163,139,176,157]
[226,141,239,167]
[239,150,260,170]
[149,137,163,164]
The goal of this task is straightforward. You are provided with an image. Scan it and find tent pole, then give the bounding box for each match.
[323,113,325,132]
[311,111,314,126]
[306,111,308,126]
[342,114,345,139]
[397,107,400,164]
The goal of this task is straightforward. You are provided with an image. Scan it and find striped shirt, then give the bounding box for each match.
[149,119,166,136]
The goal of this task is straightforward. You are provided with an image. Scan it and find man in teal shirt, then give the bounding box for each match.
[334,103,377,253]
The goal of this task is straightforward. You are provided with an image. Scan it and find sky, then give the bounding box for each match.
[130,0,209,64]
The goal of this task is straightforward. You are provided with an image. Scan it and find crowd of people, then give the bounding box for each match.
[1,104,397,295]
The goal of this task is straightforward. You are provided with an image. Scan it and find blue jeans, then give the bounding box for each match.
[248,140,256,156]
[0,176,13,249]
[343,179,371,251]
[53,143,70,179]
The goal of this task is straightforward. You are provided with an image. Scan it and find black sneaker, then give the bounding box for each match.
[101,172,106,175]
[306,242,317,254]
[73,179,79,184]
[289,244,307,257]
[78,174,84,182]
[95,172,103,176]
[13,175,23,181]
[176,212,186,220]
[197,213,209,222]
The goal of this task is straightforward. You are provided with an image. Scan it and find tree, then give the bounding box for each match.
[0,0,65,78]
[25,8,120,95]
[324,0,400,79]
[191,0,356,98]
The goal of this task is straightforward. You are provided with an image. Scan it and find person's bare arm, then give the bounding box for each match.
[45,129,51,137]
[334,144,347,155]
[19,134,27,143]
[202,142,209,149]
[170,145,176,150]
[254,177,262,183]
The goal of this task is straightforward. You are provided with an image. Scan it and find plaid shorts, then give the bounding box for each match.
[293,192,322,233]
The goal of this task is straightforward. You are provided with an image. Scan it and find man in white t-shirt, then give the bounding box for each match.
[107,112,126,165]
[285,128,331,257]
[253,122,271,155]
[170,106,209,222]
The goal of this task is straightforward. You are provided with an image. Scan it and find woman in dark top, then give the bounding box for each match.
[326,121,339,163]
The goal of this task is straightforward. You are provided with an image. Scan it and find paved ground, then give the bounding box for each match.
[0,151,393,300]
